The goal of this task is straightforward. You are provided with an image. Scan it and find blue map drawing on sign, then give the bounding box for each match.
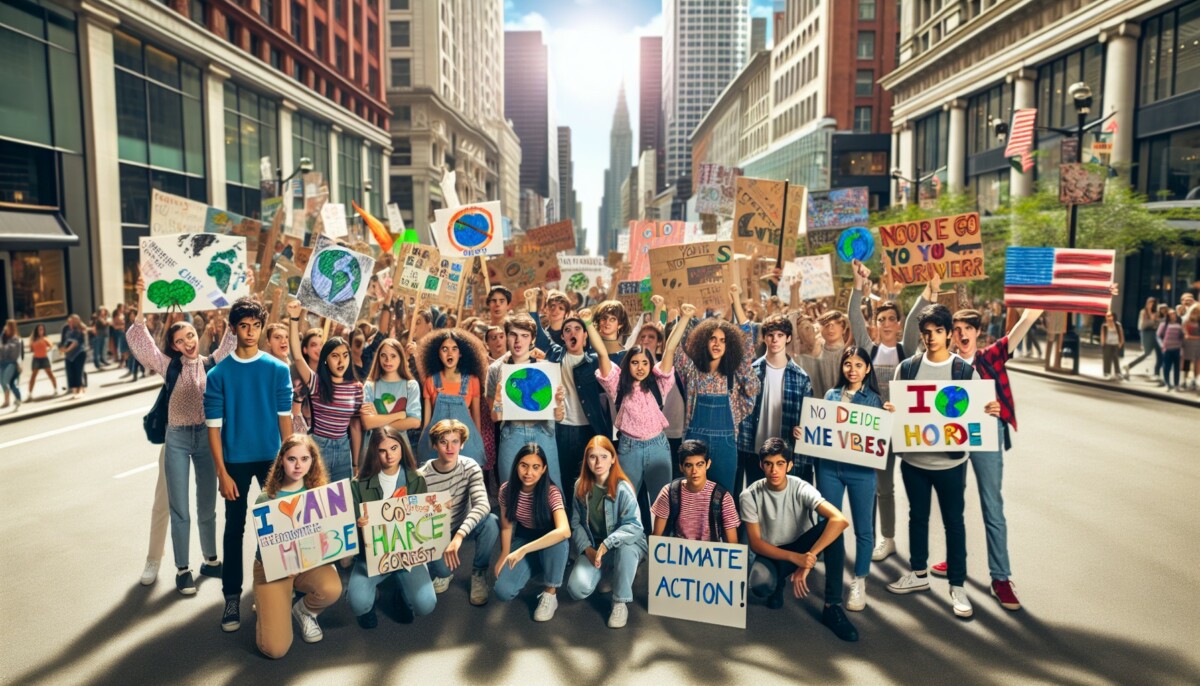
[505,367,553,412]
[835,227,875,263]
[935,386,970,418]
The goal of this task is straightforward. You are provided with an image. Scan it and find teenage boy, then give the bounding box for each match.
[539,289,572,350]
[885,303,1000,619]
[737,314,814,489]
[486,286,513,327]
[263,323,290,362]
[742,438,856,642]
[204,297,294,632]
[419,419,498,606]
[804,311,849,399]
[651,440,740,544]
[543,314,612,484]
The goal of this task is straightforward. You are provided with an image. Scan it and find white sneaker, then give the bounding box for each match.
[533,592,559,622]
[871,537,896,561]
[950,585,973,618]
[887,571,931,595]
[469,570,489,606]
[846,577,867,611]
[432,576,451,594]
[292,600,324,643]
[607,601,628,629]
[140,559,160,586]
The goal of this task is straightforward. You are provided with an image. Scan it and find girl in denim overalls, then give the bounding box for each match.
[415,329,488,467]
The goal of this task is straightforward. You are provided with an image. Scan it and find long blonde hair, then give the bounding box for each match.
[263,434,329,498]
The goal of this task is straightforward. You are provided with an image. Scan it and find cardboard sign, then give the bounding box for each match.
[616,279,651,315]
[431,256,469,307]
[1059,164,1105,205]
[648,536,749,629]
[833,280,854,312]
[269,258,304,297]
[487,250,561,291]
[525,220,577,253]
[734,178,804,259]
[890,380,999,453]
[432,201,504,258]
[139,234,249,312]
[877,212,986,286]
[628,220,687,281]
[781,255,835,303]
[807,187,869,232]
[297,236,376,327]
[302,172,329,237]
[320,203,349,239]
[252,479,359,582]
[393,243,442,300]
[558,255,611,293]
[499,363,562,421]
[696,163,743,217]
[361,491,453,576]
[796,397,893,469]
[387,203,406,234]
[649,241,735,310]
[150,189,208,235]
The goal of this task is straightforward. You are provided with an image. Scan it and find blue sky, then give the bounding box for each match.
[505,0,774,251]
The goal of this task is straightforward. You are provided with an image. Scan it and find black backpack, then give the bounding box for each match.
[897,353,973,458]
[663,478,729,543]
[143,356,214,444]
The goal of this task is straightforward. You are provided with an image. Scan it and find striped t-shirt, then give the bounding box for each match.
[418,458,490,537]
[307,376,364,439]
[499,482,564,530]
[651,481,741,542]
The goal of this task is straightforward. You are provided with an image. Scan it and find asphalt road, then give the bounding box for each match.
[1,374,1196,685]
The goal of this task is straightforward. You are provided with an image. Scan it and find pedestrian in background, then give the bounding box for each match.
[1100,312,1125,381]
[1125,298,1161,378]
[1,319,23,409]
[89,308,110,370]
[1181,304,1200,392]
[26,324,56,399]
[1157,309,1184,391]
[60,314,88,399]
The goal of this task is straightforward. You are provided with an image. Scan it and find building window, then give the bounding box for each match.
[855,70,874,96]
[391,58,411,87]
[189,0,205,25]
[390,0,409,9]
[914,110,948,174]
[225,20,238,45]
[967,83,1011,155]
[368,21,378,51]
[335,37,345,70]
[0,1,84,153]
[338,133,362,208]
[334,0,345,23]
[314,20,325,57]
[391,175,413,215]
[396,105,411,125]
[259,0,273,24]
[270,48,282,69]
[854,106,872,133]
[833,150,887,176]
[11,250,68,322]
[390,21,410,48]
[392,138,412,166]
[1140,3,1200,105]
[1136,127,1200,201]
[290,1,304,42]
[223,82,279,219]
[856,31,875,59]
[292,112,330,178]
[859,0,876,20]
[114,31,205,176]
[1037,42,1104,130]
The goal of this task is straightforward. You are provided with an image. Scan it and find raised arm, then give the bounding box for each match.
[286,300,313,386]
[848,260,873,348]
[580,308,612,378]
[1006,307,1044,355]
[657,304,694,375]
[730,283,748,324]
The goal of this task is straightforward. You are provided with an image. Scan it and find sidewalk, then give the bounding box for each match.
[0,356,163,427]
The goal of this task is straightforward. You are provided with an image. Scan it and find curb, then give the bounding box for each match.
[0,378,163,427]
[1007,364,1200,409]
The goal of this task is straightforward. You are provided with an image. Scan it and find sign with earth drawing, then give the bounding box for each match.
[139,234,249,313]
[297,236,376,327]
[834,227,876,264]
[432,201,504,258]
[499,362,562,422]
[890,380,999,453]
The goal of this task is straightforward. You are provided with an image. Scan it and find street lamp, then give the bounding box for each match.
[1059,82,1093,374]
[276,156,314,197]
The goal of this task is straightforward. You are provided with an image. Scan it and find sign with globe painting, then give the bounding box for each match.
[499,362,562,422]
[139,234,249,313]
[432,201,504,258]
[297,235,376,327]
[834,227,875,264]
[889,380,999,453]
[877,212,987,286]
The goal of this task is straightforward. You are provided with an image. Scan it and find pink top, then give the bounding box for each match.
[126,320,236,427]
[596,363,674,440]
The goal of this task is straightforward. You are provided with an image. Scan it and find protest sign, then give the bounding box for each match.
[558,255,611,293]
[733,177,786,257]
[393,243,442,300]
[432,201,503,258]
[320,203,349,239]
[281,236,312,272]
[877,212,986,286]
[361,491,453,576]
[833,280,854,312]
[387,203,405,233]
[648,535,749,629]
[150,190,209,235]
[616,280,651,315]
[649,241,735,310]
[431,255,468,307]
[297,236,376,327]
[139,234,249,312]
[616,231,630,255]
[525,220,577,253]
[696,163,743,217]
[252,479,358,582]
[807,188,869,233]
[261,196,284,227]
[499,363,562,421]
[269,258,303,297]
[1059,164,1105,205]
[487,250,561,291]
[890,380,999,453]
[796,397,893,469]
[781,255,835,302]
[628,220,688,281]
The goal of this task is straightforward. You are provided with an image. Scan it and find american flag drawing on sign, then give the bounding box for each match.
[1004,108,1038,172]
[1004,247,1115,316]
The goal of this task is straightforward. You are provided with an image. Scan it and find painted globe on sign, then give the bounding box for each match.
[934,386,970,418]
[566,272,590,291]
[311,249,362,304]
[452,210,492,249]
[504,367,554,412]
[835,227,875,263]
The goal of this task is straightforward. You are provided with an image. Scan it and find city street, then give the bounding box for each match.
[1,373,1195,685]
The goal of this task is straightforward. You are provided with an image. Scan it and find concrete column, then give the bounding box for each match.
[380,146,391,209]
[896,122,914,206]
[361,139,371,210]
[329,125,342,202]
[899,0,919,62]
[278,99,296,177]
[1100,22,1141,177]
[1007,68,1036,199]
[77,5,124,309]
[945,99,968,194]
[203,65,230,210]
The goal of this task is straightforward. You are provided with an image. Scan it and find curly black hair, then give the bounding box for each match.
[415,327,490,385]
[683,318,745,379]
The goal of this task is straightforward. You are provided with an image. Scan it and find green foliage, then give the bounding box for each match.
[1010,177,1181,254]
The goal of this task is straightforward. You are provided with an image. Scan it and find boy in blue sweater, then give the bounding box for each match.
[204,298,293,632]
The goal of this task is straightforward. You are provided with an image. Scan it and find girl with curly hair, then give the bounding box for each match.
[414,328,488,466]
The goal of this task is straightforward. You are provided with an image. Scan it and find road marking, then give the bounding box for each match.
[114,462,158,479]
[0,407,146,452]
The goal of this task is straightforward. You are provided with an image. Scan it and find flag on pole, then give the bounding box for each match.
[350,200,394,253]
[1004,108,1038,173]
[1004,247,1115,316]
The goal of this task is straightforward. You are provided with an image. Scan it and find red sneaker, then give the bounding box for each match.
[991,580,1021,610]
[930,561,948,577]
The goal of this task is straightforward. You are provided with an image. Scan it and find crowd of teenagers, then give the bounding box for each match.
[123,254,1137,657]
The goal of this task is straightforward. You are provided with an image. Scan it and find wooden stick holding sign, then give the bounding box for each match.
[257,202,286,293]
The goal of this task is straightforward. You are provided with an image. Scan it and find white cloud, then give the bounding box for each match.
[504,10,548,31]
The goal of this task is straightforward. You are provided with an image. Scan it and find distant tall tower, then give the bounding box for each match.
[600,83,633,254]
[505,30,559,227]
[639,36,665,196]
[557,126,575,223]
[750,16,767,53]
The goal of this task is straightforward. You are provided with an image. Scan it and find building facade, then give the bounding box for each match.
[690,50,772,186]
[557,126,576,224]
[504,30,558,229]
[600,82,633,254]
[1,0,390,327]
[639,36,666,195]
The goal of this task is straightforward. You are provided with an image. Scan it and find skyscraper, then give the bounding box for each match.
[600,83,633,254]
[504,30,559,228]
[750,16,768,53]
[639,36,665,196]
[557,126,576,224]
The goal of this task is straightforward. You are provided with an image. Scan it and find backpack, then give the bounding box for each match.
[663,478,729,543]
[142,356,214,445]
[897,353,973,458]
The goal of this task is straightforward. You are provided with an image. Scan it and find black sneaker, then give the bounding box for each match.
[394,590,415,624]
[175,571,197,596]
[356,608,378,629]
[199,559,222,578]
[221,595,241,632]
[822,604,859,642]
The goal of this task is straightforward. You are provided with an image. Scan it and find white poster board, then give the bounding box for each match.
[796,397,893,469]
[648,535,749,629]
[890,380,999,453]
[252,479,358,582]
[432,201,504,258]
[297,236,376,327]
[557,255,612,293]
[361,491,453,576]
[796,254,835,300]
[320,203,348,239]
[387,202,406,233]
[499,362,562,421]
[139,234,249,312]
[150,189,208,235]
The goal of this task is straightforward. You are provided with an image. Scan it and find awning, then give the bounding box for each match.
[0,208,80,251]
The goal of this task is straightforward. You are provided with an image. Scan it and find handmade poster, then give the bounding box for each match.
[393,243,442,300]
[648,535,749,629]
[877,212,986,286]
[280,236,313,273]
[606,251,625,271]
[558,255,611,293]
[525,220,576,253]
[252,479,357,582]
[833,227,875,263]
[649,241,735,310]
[794,255,835,300]
[150,190,209,235]
[302,172,329,236]
[833,280,854,312]
[139,234,249,312]
[361,491,453,576]
[432,201,503,258]
[695,163,743,217]
[781,184,807,259]
[296,236,376,327]
[1004,247,1115,316]
[890,380,999,453]
[685,221,713,243]
[616,230,631,255]
[616,280,651,315]
[628,220,688,281]
[387,203,405,233]
[796,397,893,469]
[808,187,869,232]
[431,256,468,307]
[269,258,304,297]
[487,250,561,291]
[205,206,261,238]
[499,362,562,421]
[1059,164,1106,205]
[319,203,347,239]
[261,196,285,226]
[734,176,805,258]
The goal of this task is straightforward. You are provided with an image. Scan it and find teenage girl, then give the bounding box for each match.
[360,338,422,448]
[291,326,324,434]
[27,324,56,398]
[414,328,488,467]
[0,320,22,408]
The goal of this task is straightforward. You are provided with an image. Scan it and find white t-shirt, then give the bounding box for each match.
[739,476,826,546]
[754,362,786,448]
[874,342,899,367]
[893,353,978,470]
[560,352,589,426]
[378,468,401,498]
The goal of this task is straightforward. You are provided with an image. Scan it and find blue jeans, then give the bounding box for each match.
[617,432,672,524]
[1126,329,1160,373]
[313,434,353,483]
[969,419,1011,581]
[346,557,436,617]
[164,424,218,568]
[493,534,569,600]
[91,334,107,367]
[684,394,737,493]
[0,361,19,401]
[428,513,500,578]
[1162,348,1182,387]
[565,542,643,604]
[498,422,562,489]
[817,459,877,578]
